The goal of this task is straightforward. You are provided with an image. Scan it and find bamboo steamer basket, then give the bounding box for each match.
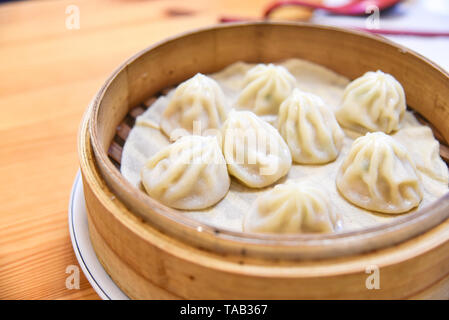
[78,22,449,299]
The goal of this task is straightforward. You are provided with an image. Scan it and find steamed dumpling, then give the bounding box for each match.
[160,73,228,140]
[141,135,230,210]
[336,70,406,134]
[278,88,344,164]
[336,132,423,214]
[237,63,296,115]
[222,110,292,188]
[243,182,340,234]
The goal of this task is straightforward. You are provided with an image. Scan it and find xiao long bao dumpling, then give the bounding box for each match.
[243,182,341,234]
[141,135,230,210]
[336,70,406,134]
[278,88,344,164]
[221,110,292,188]
[160,73,228,140]
[237,63,296,115]
[336,132,423,214]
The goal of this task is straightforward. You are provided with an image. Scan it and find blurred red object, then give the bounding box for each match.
[220,0,449,37]
[264,0,402,17]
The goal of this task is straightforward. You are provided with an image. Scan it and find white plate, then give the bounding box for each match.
[68,170,129,300]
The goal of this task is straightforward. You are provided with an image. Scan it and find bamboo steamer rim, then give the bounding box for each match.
[87,22,449,260]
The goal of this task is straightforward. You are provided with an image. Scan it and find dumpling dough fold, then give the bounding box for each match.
[237,63,295,115]
[243,182,341,234]
[141,135,230,210]
[336,132,423,214]
[278,88,344,164]
[222,110,292,188]
[160,73,228,140]
[336,70,406,134]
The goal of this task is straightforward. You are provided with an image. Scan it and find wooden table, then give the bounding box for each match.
[0,0,300,300]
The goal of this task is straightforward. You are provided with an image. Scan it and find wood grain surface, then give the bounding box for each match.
[0,0,290,300]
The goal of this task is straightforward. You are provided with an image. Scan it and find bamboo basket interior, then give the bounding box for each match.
[89,22,449,260]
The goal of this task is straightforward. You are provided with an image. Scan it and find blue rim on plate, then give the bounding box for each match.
[68,170,129,300]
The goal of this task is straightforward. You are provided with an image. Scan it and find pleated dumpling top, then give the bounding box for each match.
[336,132,423,214]
[141,135,230,210]
[237,64,296,115]
[278,88,344,164]
[160,73,228,140]
[336,70,406,134]
[221,110,292,188]
[243,182,340,234]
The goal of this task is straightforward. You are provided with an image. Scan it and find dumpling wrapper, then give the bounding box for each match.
[336,132,423,214]
[243,181,341,234]
[222,110,292,188]
[278,88,344,164]
[141,135,230,210]
[160,73,228,141]
[236,63,295,116]
[336,70,406,134]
